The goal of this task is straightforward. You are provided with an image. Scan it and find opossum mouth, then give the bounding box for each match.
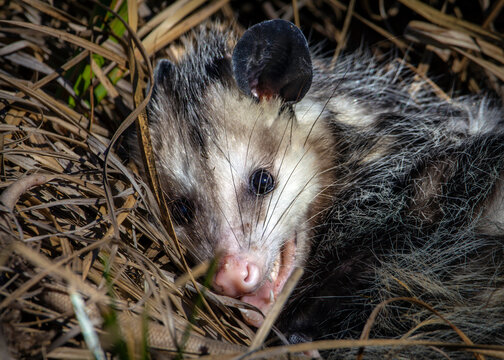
[239,236,296,327]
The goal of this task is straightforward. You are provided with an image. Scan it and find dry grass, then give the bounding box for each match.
[1,0,504,359]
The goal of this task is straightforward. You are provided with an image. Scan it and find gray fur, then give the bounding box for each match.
[132,22,504,359]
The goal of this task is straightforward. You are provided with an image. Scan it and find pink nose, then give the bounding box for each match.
[213,255,262,297]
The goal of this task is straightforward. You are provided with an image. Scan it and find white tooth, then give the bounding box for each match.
[270,290,274,303]
[270,254,281,282]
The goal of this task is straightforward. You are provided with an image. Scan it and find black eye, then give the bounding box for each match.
[249,169,275,195]
[169,198,194,225]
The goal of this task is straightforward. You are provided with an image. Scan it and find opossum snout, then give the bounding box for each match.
[212,238,296,327]
[213,254,263,297]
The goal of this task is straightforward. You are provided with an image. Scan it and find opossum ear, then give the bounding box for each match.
[154,59,174,83]
[232,19,312,104]
[151,59,175,96]
[206,55,233,81]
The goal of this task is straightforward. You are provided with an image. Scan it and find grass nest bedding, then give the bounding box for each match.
[1,0,504,359]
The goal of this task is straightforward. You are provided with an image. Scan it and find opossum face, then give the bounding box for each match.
[146,20,335,326]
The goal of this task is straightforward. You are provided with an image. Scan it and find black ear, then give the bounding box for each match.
[146,59,175,124]
[232,19,312,104]
[151,59,175,96]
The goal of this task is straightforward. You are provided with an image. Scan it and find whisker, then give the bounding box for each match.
[260,115,297,242]
[249,108,266,248]
[263,161,322,245]
[262,143,319,245]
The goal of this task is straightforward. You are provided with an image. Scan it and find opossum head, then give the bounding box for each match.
[146,20,335,326]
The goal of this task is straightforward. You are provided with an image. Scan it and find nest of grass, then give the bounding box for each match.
[1,0,504,359]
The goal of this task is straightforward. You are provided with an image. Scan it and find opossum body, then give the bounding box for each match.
[139,20,504,358]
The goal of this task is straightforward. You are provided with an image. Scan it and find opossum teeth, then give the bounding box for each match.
[269,253,281,283]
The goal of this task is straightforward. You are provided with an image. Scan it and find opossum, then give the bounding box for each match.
[135,19,504,358]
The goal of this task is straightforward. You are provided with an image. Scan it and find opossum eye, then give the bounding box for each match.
[169,199,194,225]
[250,169,275,195]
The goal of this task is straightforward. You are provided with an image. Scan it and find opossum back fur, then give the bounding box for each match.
[282,48,504,359]
[136,22,504,359]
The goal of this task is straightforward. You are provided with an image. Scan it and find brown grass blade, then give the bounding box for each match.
[137,0,196,38]
[0,20,127,67]
[20,0,85,26]
[143,0,229,56]
[249,268,303,350]
[407,21,504,64]
[141,0,206,53]
[357,297,483,360]
[398,0,502,41]
[127,0,138,33]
